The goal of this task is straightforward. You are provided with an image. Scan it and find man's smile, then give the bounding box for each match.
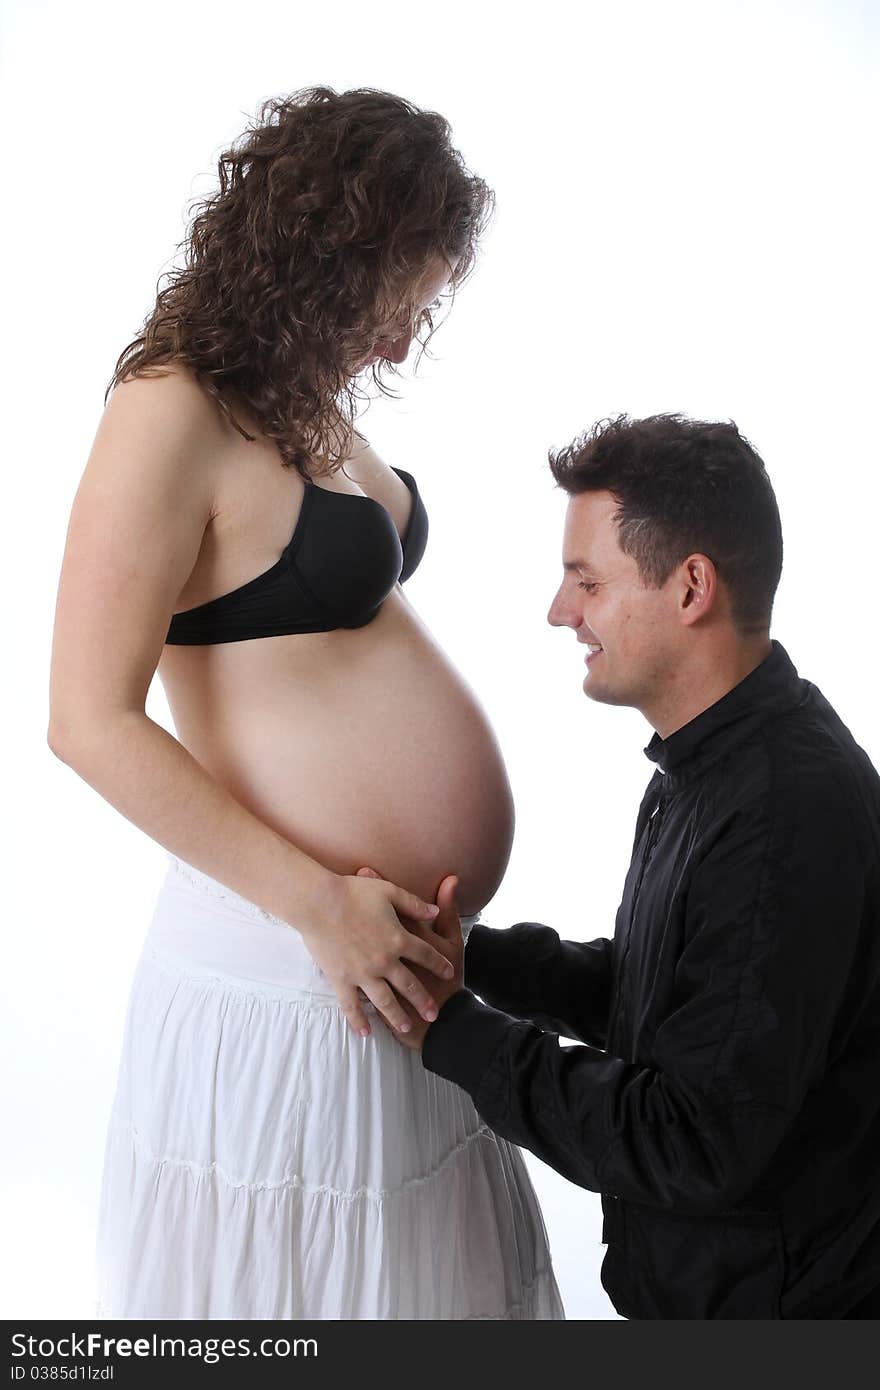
[577,635,604,666]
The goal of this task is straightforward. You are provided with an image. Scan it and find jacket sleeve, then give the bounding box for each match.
[424,784,873,1215]
[463,922,613,1048]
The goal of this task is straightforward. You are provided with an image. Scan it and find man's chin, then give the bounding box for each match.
[582,677,625,707]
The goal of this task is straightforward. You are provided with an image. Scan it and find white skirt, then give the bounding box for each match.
[95,854,564,1320]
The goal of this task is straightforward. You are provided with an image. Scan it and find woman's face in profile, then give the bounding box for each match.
[354,255,454,372]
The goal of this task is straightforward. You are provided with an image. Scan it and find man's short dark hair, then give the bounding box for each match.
[548,413,783,637]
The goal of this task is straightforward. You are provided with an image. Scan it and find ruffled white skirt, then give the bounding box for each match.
[95,855,564,1319]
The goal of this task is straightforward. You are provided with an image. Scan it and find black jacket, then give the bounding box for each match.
[423,641,880,1318]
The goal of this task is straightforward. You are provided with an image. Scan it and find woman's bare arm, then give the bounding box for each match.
[48,371,451,1036]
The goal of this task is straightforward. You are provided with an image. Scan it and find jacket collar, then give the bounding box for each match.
[643,639,805,783]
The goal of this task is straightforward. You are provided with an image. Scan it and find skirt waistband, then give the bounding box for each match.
[144,854,480,1003]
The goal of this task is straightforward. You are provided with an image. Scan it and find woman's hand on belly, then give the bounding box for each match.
[358,867,465,1051]
[298,872,457,1037]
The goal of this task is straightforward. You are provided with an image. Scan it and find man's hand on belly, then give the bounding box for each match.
[356,868,465,1052]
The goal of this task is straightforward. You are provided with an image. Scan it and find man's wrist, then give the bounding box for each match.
[422,988,514,1096]
[463,922,514,998]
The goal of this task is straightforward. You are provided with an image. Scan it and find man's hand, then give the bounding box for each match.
[356,868,464,1051]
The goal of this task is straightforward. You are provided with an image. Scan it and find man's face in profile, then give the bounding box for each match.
[547,489,681,715]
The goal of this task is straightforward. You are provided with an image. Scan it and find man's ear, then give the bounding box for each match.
[679,553,719,626]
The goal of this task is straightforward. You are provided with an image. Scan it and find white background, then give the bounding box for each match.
[2,0,877,1320]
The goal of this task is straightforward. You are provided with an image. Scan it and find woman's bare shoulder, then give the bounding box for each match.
[111,360,221,421]
[112,359,239,472]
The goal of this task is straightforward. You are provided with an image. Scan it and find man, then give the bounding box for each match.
[360,413,880,1319]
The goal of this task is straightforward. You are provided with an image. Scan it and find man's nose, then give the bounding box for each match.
[547,589,579,629]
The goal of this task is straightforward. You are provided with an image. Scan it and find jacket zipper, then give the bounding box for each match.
[606,782,668,1060]
[605,784,669,1211]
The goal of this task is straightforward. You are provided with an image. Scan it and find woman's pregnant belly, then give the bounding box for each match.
[159,593,515,916]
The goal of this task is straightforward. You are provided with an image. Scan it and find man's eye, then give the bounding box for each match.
[577,580,597,592]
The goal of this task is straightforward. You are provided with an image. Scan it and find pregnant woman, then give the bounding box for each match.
[48,86,563,1320]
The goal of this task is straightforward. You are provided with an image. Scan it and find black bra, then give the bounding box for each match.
[165,467,428,645]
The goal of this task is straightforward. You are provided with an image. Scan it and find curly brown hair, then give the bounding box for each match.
[104,86,495,478]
